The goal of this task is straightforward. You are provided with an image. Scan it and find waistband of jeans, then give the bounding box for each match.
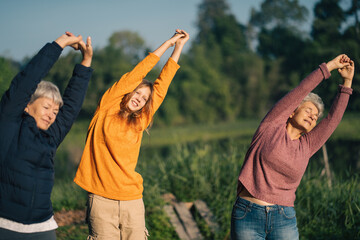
[236,196,287,211]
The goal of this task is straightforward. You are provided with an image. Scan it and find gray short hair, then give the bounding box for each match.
[300,92,324,118]
[29,81,63,107]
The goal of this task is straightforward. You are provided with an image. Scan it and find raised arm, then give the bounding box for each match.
[326,54,351,73]
[0,32,83,121]
[306,56,354,154]
[98,30,189,112]
[152,29,188,60]
[64,32,93,68]
[338,59,354,88]
[55,31,83,50]
[170,29,190,63]
[49,35,93,145]
[262,54,351,125]
[149,30,190,118]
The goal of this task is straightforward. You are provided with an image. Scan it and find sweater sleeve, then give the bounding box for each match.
[151,57,180,113]
[304,85,352,156]
[97,53,160,112]
[140,57,180,129]
[261,63,331,125]
[49,64,93,146]
[0,42,62,122]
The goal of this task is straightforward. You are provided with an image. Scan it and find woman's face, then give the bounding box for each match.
[289,101,319,133]
[127,86,151,112]
[25,97,60,130]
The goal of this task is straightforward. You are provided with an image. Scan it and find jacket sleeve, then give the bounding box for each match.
[0,42,63,122]
[261,63,331,126]
[97,53,160,113]
[49,64,93,146]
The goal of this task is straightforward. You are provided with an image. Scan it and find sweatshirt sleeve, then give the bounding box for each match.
[0,42,62,122]
[139,57,180,129]
[151,57,180,113]
[305,85,352,156]
[97,53,160,112]
[261,63,331,125]
[49,64,93,146]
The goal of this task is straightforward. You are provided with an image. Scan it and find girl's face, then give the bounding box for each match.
[288,101,319,133]
[25,97,59,130]
[127,86,151,112]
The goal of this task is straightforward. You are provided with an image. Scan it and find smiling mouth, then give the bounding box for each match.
[131,100,138,107]
[304,119,312,125]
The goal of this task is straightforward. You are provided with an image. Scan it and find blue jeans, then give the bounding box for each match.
[230,197,299,240]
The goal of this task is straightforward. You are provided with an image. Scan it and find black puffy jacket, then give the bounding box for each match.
[0,42,92,224]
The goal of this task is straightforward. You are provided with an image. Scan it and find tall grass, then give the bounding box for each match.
[296,173,360,240]
[139,139,247,239]
[139,140,360,239]
[51,117,360,239]
[52,139,360,239]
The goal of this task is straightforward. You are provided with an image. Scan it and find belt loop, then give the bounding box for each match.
[246,198,253,210]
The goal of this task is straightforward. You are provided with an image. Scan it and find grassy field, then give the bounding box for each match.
[52,115,360,239]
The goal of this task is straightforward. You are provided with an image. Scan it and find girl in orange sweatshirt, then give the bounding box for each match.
[74,29,189,240]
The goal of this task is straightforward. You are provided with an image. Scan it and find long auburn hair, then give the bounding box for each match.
[119,79,154,131]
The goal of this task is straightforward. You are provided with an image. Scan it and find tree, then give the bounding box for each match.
[311,0,344,46]
[0,57,18,97]
[179,0,268,120]
[345,0,360,40]
[249,0,308,30]
[248,0,311,109]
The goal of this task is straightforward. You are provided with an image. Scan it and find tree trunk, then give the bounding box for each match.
[322,144,332,188]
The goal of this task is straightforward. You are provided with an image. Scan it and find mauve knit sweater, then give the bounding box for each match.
[238,63,353,207]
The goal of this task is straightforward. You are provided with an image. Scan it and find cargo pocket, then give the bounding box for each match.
[87,235,97,240]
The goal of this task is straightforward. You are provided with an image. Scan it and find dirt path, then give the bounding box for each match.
[54,209,86,227]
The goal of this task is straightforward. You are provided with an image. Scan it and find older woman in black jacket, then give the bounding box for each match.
[0,32,93,240]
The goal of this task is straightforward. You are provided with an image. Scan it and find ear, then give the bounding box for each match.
[24,102,32,113]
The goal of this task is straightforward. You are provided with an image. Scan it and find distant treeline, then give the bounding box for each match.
[1,0,359,127]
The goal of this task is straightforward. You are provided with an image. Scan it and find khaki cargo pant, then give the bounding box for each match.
[86,193,149,240]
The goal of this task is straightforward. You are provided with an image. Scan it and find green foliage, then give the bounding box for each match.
[249,0,309,30]
[296,174,360,239]
[3,0,360,124]
[51,118,360,239]
[143,184,180,240]
[56,225,88,240]
[311,0,345,44]
[51,179,87,211]
[138,137,360,239]
[138,139,246,239]
[2,1,360,239]
[0,57,18,96]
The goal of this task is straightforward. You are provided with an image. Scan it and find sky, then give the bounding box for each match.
[0,0,316,62]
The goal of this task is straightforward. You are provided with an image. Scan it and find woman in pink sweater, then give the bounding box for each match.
[231,54,354,240]
[74,30,189,240]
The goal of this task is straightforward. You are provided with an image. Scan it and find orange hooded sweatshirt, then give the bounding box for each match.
[74,53,180,200]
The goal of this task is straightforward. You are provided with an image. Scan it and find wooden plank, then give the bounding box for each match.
[193,200,219,233]
[163,205,190,240]
[174,202,204,240]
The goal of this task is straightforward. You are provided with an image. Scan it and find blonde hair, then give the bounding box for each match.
[29,81,63,107]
